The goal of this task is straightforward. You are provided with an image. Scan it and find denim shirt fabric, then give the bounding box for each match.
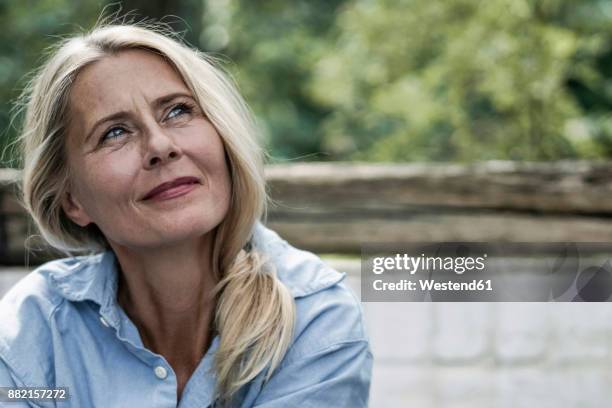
[0,222,372,407]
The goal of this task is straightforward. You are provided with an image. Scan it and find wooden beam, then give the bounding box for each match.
[2,161,612,263]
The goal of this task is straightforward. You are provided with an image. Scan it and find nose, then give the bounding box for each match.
[142,123,182,169]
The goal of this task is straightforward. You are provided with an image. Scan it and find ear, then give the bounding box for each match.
[61,191,92,227]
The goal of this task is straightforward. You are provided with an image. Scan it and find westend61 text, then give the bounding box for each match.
[373,279,493,292]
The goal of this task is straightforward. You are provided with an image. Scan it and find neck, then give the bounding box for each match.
[111,231,218,368]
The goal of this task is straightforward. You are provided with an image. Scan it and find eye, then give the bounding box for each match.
[101,126,127,142]
[165,103,193,121]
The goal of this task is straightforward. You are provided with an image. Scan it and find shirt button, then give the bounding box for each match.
[99,316,110,327]
[154,366,168,380]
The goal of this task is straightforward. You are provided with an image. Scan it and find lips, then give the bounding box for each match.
[142,176,200,200]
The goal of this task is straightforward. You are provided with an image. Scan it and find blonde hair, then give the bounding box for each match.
[15,21,295,406]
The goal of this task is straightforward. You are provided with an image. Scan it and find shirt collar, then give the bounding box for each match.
[250,221,347,297]
[45,221,346,307]
[46,250,118,308]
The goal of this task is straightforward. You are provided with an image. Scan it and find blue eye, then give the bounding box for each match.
[102,126,126,142]
[166,103,192,120]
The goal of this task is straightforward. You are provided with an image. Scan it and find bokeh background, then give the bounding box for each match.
[3,0,612,165]
[3,1,612,407]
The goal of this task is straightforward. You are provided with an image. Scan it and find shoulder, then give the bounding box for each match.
[252,222,369,365]
[288,278,368,365]
[0,256,89,386]
[249,225,372,406]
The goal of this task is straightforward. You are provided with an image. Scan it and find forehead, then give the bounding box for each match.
[67,49,191,143]
[70,48,188,105]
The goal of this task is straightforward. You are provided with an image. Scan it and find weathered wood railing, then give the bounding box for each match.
[2,161,612,264]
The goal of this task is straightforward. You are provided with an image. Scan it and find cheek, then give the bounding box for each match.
[183,126,230,178]
[76,152,140,206]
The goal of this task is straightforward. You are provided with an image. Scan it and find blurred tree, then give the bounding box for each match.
[119,0,202,46]
[3,0,612,164]
[201,0,348,162]
[307,0,612,161]
[559,0,612,157]
[0,0,102,167]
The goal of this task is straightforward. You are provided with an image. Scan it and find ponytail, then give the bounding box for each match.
[211,245,296,406]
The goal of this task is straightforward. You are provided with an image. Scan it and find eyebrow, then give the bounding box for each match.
[83,92,195,144]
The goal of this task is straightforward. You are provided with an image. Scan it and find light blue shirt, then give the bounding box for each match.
[0,222,372,407]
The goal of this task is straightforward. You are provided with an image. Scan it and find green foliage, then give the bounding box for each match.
[3,0,612,164]
[0,0,102,167]
[307,0,612,161]
[202,0,347,162]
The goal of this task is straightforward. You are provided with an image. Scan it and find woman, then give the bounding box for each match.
[0,22,372,407]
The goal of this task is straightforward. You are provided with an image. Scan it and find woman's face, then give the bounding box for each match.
[61,49,232,250]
